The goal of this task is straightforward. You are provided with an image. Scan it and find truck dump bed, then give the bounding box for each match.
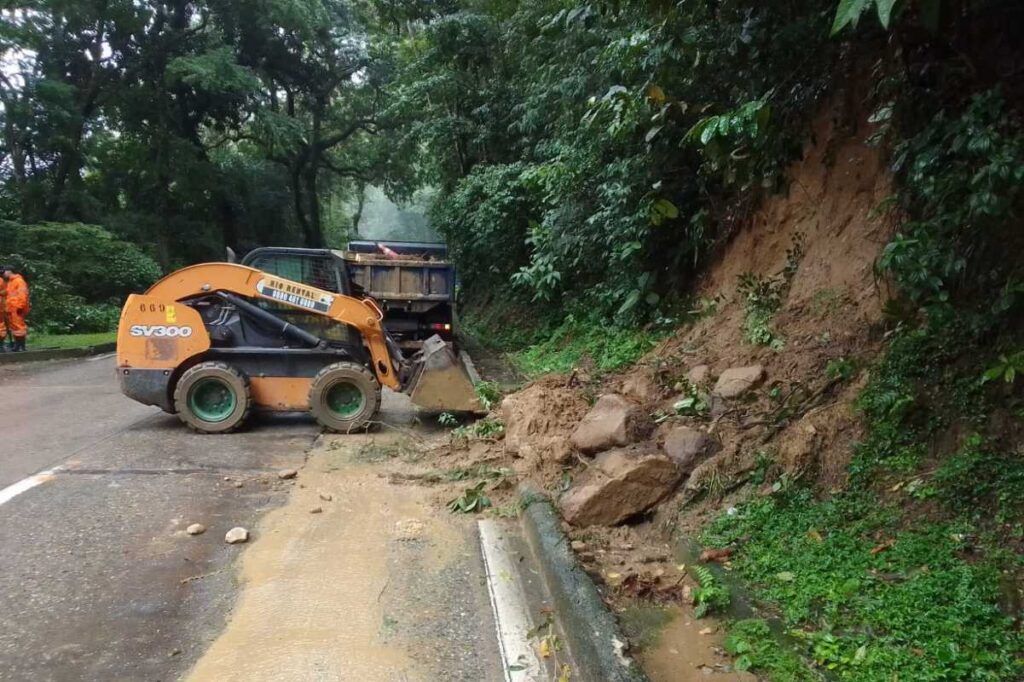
[341,251,453,307]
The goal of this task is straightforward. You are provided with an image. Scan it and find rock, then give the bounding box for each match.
[639,552,669,563]
[233,481,243,488]
[687,364,711,385]
[570,540,588,552]
[318,492,333,502]
[224,527,249,544]
[277,469,298,480]
[560,447,683,526]
[661,426,718,472]
[778,416,821,473]
[620,371,662,404]
[570,394,644,455]
[712,365,765,399]
[309,506,323,514]
[185,523,206,536]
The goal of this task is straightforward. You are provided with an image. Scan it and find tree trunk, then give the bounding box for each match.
[290,161,311,243]
[351,182,367,236]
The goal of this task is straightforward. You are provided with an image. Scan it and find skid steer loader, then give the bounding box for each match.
[115,262,481,433]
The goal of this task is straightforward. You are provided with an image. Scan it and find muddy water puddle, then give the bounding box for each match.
[635,606,755,682]
[186,431,503,682]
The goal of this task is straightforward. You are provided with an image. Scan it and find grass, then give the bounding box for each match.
[461,301,664,378]
[698,319,1024,681]
[33,331,116,350]
[512,316,663,377]
[725,619,821,681]
[703,489,1022,680]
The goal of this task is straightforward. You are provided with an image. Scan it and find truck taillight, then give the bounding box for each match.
[430,323,452,331]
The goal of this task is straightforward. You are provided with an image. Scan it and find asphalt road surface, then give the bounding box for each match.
[0,356,552,682]
[0,356,320,681]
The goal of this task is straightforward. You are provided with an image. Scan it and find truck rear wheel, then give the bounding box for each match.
[309,362,381,433]
[174,362,252,434]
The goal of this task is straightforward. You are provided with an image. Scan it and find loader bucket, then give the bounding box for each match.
[404,335,483,413]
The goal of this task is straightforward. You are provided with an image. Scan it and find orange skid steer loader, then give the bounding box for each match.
[116,262,480,433]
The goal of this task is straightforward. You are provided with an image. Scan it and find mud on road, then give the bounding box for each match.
[187,429,506,682]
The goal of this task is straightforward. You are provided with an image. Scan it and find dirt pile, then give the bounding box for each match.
[500,375,589,469]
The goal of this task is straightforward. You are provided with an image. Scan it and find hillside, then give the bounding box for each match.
[444,98,1024,680]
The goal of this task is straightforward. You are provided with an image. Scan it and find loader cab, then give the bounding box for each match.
[239,248,362,344]
[241,247,355,296]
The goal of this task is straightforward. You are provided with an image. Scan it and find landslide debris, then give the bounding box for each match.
[560,446,681,526]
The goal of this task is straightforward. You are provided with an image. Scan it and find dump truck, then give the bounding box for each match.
[239,241,455,352]
[115,261,480,433]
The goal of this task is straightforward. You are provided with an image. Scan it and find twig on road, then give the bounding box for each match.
[180,567,226,585]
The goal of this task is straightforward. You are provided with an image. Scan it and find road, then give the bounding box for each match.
[0,356,320,681]
[0,356,554,682]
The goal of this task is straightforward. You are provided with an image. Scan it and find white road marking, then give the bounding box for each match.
[478,519,548,682]
[87,352,116,362]
[0,467,60,506]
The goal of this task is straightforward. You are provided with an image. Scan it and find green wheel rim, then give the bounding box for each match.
[188,377,237,423]
[326,381,364,419]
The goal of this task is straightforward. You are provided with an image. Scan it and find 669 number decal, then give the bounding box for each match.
[129,325,195,338]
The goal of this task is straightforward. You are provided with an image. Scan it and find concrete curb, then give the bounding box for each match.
[0,341,116,365]
[519,485,650,682]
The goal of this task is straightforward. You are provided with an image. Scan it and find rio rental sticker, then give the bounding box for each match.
[255,277,334,313]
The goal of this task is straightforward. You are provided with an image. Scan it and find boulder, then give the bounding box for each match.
[712,365,765,399]
[560,447,683,526]
[502,383,588,462]
[571,394,643,454]
[687,364,711,386]
[661,426,717,472]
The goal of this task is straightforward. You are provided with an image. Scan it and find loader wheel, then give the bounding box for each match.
[309,362,381,433]
[174,362,251,434]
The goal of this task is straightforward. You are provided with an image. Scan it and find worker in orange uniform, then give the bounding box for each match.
[0,274,7,351]
[1,265,29,352]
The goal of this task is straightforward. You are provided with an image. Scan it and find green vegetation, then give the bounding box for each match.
[473,381,503,412]
[512,316,663,378]
[686,11,1024,678]
[33,332,116,350]
[702,278,1024,678]
[690,564,730,618]
[0,222,160,333]
[725,620,820,681]
[704,487,1022,680]
[451,417,505,442]
[737,235,803,349]
[408,0,835,323]
[447,481,492,514]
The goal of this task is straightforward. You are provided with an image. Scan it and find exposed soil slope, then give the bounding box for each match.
[435,110,900,678]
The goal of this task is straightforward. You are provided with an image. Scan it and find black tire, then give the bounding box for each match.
[173,361,251,434]
[309,361,381,433]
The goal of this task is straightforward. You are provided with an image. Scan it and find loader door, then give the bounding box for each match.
[241,248,356,343]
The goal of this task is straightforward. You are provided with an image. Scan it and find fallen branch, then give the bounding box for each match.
[180,567,226,585]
